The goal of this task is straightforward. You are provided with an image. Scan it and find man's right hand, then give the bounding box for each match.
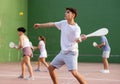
[34,23,40,29]
[81,34,87,41]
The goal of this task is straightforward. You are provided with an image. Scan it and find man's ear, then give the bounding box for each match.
[72,13,75,18]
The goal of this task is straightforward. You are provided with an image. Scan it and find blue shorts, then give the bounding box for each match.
[102,51,110,58]
[50,51,78,71]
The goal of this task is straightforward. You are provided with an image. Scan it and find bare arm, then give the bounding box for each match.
[76,38,82,43]
[33,44,41,50]
[34,22,56,29]
[76,34,87,43]
[38,44,41,49]
[33,46,39,50]
[97,42,105,48]
[18,36,24,49]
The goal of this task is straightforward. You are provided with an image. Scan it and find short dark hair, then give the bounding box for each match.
[66,8,77,18]
[17,27,26,33]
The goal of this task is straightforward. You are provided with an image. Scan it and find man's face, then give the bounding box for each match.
[64,10,75,20]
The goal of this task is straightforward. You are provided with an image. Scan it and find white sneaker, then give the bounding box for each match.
[100,70,110,74]
[25,76,35,80]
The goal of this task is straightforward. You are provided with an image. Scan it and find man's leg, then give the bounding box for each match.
[64,51,87,84]
[70,70,87,84]
[48,52,64,84]
[48,65,58,84]
[102,58,109,70]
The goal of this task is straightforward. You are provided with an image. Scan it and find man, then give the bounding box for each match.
[34,8,87,84]
[96,36,111,73]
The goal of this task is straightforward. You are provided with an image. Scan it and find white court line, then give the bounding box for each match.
[0,74,120,82]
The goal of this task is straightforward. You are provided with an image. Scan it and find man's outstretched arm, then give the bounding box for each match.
[34,22,56,29]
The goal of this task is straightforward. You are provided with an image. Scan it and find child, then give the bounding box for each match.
[96,36,111,73]
[34,8,87,84]
[34,36,49,72]
[17,27,34,80]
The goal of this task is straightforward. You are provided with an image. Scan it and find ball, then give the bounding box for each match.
[93,42,98,47]
[19,12,24,16]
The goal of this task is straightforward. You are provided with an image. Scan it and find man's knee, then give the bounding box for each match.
[48,65,56,72]
[70,70,78,76]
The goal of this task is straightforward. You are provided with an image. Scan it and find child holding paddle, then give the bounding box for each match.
[17,27,34,80]
[34,36,49,72]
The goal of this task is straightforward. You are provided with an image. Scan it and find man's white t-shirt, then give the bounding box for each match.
[55,20,81,52]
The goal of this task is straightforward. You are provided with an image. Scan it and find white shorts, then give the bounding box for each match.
[50,50,78,71]
[39,51,47,58]
[102,51,110,58]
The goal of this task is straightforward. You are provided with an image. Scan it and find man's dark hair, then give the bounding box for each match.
[66,8,77,18]
[17,27,26,33]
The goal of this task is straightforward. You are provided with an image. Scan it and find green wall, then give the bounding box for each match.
[0,0,27,62]
[28,0,120,63]
[1,0,119,63]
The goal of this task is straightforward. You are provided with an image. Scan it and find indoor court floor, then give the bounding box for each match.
[0,62,120,84]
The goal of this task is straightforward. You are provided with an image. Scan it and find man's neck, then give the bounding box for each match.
[67,19,75,25]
